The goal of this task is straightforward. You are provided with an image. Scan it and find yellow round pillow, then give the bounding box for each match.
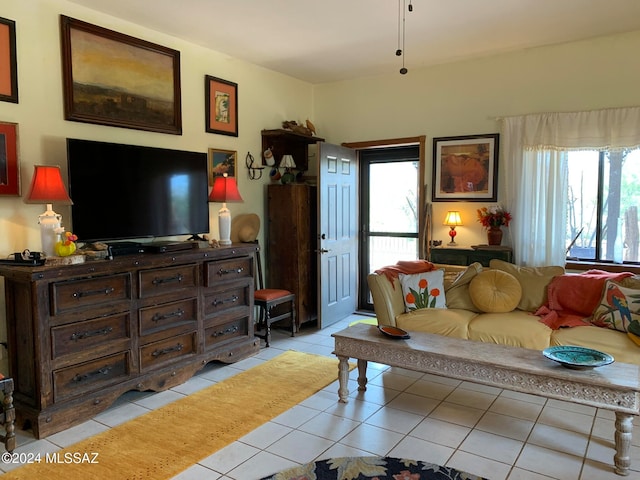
[468,270,522,313]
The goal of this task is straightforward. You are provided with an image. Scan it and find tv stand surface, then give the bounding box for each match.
[144,241,197,253]
[0,244,259,438]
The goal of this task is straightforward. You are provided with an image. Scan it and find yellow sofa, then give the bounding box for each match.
[367,260,640,366]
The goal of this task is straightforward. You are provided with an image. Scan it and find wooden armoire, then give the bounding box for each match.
[266,183,318,329]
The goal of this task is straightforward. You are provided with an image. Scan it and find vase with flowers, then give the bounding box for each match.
[476,206,512,245]
[54,227,78,257]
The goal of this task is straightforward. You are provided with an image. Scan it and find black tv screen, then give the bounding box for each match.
[67,138,210,242]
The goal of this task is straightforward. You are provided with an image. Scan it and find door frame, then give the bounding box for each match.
[342,136,427,311]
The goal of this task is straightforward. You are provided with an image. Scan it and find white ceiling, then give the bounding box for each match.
[68,0,640,84]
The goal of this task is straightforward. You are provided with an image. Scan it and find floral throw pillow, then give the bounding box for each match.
[591,280,640,332]
[399,269,446,313]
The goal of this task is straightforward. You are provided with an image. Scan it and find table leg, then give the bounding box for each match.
[357,359,368,392]
[337,355,350,403]
[614,412,633,476]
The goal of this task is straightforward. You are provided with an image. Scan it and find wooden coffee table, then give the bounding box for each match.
[332,323,640,476]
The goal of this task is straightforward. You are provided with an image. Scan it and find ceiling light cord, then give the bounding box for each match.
[397,0,412,75]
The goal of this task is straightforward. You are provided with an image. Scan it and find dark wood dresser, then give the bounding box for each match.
[0,244,259,438]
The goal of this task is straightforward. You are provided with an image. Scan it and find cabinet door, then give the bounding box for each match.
[267,184,317,324]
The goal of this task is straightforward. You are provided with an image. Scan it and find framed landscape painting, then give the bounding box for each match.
[208,148,237,186]
[205,75,238,136]
[0,17,18,103]
[432,133,499,202]
[60,15,182,135]
[0,122,20,196]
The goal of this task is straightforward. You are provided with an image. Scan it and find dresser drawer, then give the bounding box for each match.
[139,332,197,371]
[204,283,251,319]
[204,257,252,287]
[138,264,199,299]
[53,351,131,402]
[51,313,131,359]
[204,317,249,348]
[50,273,131,315]
[139,298,198,337]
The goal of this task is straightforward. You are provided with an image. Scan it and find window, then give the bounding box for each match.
[566,148,640,263]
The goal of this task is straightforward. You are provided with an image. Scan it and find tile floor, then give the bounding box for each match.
[1,313,639,480]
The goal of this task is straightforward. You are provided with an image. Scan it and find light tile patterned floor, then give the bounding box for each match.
[1,314,639,480]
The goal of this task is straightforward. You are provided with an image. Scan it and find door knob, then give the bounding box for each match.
[316,248,330,254]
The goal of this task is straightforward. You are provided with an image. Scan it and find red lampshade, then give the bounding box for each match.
[209,173,243,203]
[24,165,73,205]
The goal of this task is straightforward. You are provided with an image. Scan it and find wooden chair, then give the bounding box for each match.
[0,376,16,453]
[253,242,296,347]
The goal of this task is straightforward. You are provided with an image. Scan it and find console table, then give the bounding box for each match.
[430,246,513,267]
[333,323,640,476]
[0,244,259,438]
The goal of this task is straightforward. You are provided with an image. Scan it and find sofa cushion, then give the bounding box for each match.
[396,308,476,339]
[551,324,639,365]
[445,262,483,312]
[489,259,564,312]
[400,269,446,312]
[590,280,640,332]
[467,311,552,350]
[469,270,522,313]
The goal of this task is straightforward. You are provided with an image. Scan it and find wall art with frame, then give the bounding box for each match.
[0,17,18,103]
[60,15,182,135]
[208,148,237,186]
[205,75,238,136]
[432,133,499,202]
[0,122,20,195]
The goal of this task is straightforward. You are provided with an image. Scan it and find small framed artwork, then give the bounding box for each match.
[208,148,237,185]
[0,122,20,195]
[432,133,499,202]
[0,17,18,103]
[205,75,238,136]
[60,15,182,134]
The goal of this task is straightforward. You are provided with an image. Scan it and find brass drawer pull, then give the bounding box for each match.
[70,326,113,341]
[152,274,184,285]
[217,267,243,276]
[212,295,239,307]
[72,366,112,383]
[211,325,239,337]
[151,343,184,357]
[152,309,185,322]
[72,287,115,298]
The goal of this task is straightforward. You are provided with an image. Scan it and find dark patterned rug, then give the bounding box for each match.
[260,456,488,480]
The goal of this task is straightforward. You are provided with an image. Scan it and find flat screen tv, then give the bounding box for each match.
[67,138,210,243]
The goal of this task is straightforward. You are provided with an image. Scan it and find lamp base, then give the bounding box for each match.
[218,203,232,246]
[38,205,62,257]
[447,227,458,247]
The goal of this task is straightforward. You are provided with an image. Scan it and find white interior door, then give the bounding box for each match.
[318,142,358,328]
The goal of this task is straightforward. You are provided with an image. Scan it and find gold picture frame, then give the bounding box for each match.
[208,148,237,186]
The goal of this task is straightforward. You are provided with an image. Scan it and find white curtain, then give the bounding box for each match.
[500,106,640,267]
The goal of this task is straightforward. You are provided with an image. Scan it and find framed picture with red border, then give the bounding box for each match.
[0,17,18,104]
[205,75,238,136]
[0,122,20,195]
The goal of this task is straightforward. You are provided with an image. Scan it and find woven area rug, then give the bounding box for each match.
[260,456,489,480]
[4,351,349,480]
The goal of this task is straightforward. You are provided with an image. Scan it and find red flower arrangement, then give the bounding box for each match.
[476,206,512,228]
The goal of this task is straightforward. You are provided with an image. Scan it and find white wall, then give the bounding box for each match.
[313,30,640,248]
[0,0,315,368]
